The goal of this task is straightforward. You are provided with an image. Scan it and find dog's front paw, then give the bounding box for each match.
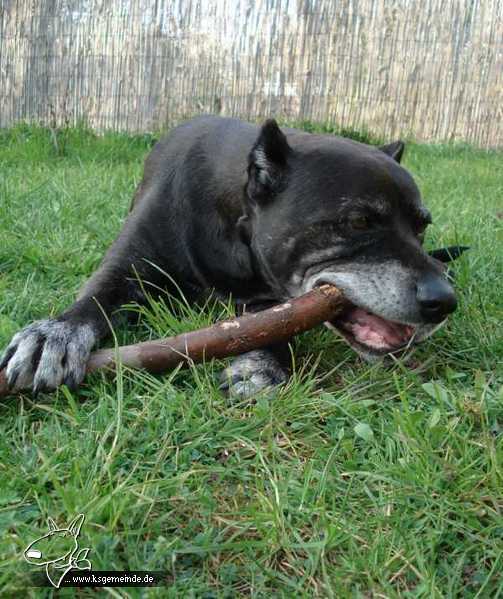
[219,349,288,399]
[0,319,96,393]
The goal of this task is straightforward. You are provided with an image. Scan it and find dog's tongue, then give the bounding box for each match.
[341,307,414,350]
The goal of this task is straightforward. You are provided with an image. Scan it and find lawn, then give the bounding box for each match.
[0,124,501,597]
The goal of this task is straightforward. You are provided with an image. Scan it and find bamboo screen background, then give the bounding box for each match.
[1,0,501,146]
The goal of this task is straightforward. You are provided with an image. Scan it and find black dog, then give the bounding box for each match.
[0,116,457,397]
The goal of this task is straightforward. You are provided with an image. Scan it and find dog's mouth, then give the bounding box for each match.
[327,302,417,356]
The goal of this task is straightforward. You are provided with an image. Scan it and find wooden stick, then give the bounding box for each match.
[0,284,346,398]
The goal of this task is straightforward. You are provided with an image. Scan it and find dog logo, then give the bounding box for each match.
[24,514,91,588]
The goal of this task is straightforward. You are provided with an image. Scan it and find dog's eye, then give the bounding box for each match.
[350,215,369,230]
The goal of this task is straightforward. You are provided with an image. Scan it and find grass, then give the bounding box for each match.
[0,122,501,597]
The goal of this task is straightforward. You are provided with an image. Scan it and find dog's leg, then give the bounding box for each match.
[219,343,290,399]
[220,301,292,398]
[0,273,137,393]
[0,209,177,393]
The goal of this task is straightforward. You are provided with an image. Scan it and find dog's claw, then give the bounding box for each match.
[7,368,19,390]
[63,373,77,391]
[0,346,16,372]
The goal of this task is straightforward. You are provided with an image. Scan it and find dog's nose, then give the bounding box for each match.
[416,273,457,322]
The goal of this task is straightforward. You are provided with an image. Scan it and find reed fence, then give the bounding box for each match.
[1,0,501,146]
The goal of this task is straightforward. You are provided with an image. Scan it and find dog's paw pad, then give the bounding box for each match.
[219,350,288,399]
[0,319,96,392]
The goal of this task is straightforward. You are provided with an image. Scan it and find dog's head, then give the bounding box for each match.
[240,120,457,359]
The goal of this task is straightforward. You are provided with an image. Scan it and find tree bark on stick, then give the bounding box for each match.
[0,284,346,398]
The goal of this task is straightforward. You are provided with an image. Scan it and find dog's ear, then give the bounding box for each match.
[379,140,405,163]
[247,119,291,202]
[48,517,58,532]
[68,514,85,538]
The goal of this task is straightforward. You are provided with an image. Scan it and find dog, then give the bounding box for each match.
[24,514,91,588]
[0,116,457,398]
